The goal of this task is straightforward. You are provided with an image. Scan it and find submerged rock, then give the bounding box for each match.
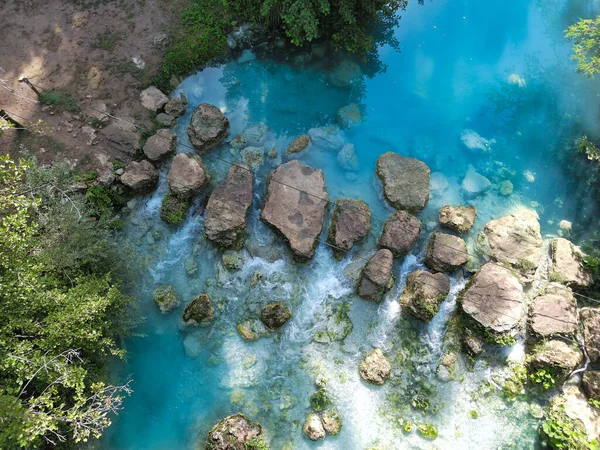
[357,249,394,301]
[460,263,524,334]
[120,160,158,193]
[328,199,371,259]
[237,320,268,342]
[336,143,360,171]
[401,270,450,322]
[378,210,421,258]
[140,86,168,112]
[500,180,514,196]
[337,103,362,128]
[240,146,264,170]
[551,238,593,288]
[153,285,180,313]
[479,209,543,273]
[530,283,578,337]
[425,232,468,273]
[330,60,363,87]
[359,348,391,385]
[439,205,477,234]
[303,413,325,441]
[530,339,582,373]
[307,126,345,152]
[182,294,214,326]
[287,135,310,154]
[143,128,176,163]
[460,129,494,152]
[461,165,491,197]
[376,152,430,213]
[462,328,484,356]
[260,160,329,262]
[167,153,209,198]
[581,308,600,364]
[321,410,343,435]
[206,413,263,450]
[260,303,291,331]
[204,163,253,247]
[187,103,229,152]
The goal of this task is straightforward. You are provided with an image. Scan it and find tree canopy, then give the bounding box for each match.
[565,16,600,77]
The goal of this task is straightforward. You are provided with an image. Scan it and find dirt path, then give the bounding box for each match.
[0,0,183,171]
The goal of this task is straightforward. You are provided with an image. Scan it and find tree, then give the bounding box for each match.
[565,16,600,77]
[0,156,133,447]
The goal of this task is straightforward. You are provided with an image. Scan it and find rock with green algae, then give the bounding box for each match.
[302,413,326,441]
[153,285,180,313]
[205,413,265,450]
[357,249,394,301]
[337,103,362,128]
[182,294,214,326]
[417,423,438,440]
[321,410,343,435]
[222,250,244,271]
[400,270,450,322]
[310,388,331,412]
[260,303,291,331]
[359,348,392,385]
[160,191,192,226]
[237,319,268,342]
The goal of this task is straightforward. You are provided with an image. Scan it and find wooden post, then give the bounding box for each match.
[18,77,41,97]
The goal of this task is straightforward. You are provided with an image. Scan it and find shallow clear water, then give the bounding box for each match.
[103,1,600,449]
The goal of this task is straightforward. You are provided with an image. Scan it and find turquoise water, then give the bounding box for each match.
[103,1,600,449]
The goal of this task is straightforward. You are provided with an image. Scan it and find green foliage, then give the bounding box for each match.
[38,89,79,112]
[0,117,14,136]
[245,436,269,450]
[310,388,331,411]
[417,423,438,440]
[541,405,599,450]
[160,192,191,225]
[502,364,527,400]
[468,410,479,419]
[529,367,557,390]
[0,156,133,447]
[588,398,600,409]
[583,255,600,277]
[565,17,600,77]
[92,28,124,52]
[577,136,600,161]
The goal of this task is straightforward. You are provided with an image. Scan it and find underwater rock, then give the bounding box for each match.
[206,413,263,450]
[479,209,543,273]
[140,86,168,112]
[523,170,535,183]
[461,165,491,197]
[222,250,244,271]
[499,180,513,196]
[325,306,353,342]
[581,308,600,364]
[184,257,198,277]
[530,283,578,337]
[307,126,345,152]
[460,129,494,152]
[182,294,214,326]
[582,371,600,400]
[551,238,593,288]
[164,97,185,117]
[237,321,258,341]
[378,210,421,258]
[287,135,310,154]
[328,198,371,259]
[508,73,527,88]
[321,410,342,435]
[462,328,483,356]
[187,103,229,153]
[329,60,363,87]
[260,160,329,262]
[120,160,158,193]
[430,172,449,195]
[337,103,362,128]
[143,128,176,163]
[240,146,264,171]
[205,163,253,248]
[437,352,457,381]
[336,143,360,171]
[357,249,394,301]
[530,339,582,373]
[167,153,209,198]
[359,348,391,385]
[400,270,450,322]
[153,285,180,313]
[438,205,477,234]
[376,152,430,213]
[558,220,572,237]
[303,413,326,441]
[260,303,291,331]
[425,232,468,273]
[461,263,524,334]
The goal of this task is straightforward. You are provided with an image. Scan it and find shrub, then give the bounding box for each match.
[38,89,79,112]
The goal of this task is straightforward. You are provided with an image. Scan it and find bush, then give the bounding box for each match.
[38,89,79,112]
[541,405,598,450]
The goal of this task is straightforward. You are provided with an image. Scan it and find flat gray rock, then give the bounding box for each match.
[187,103,229,152]
[328,199,371,259]
[376,152,430,213]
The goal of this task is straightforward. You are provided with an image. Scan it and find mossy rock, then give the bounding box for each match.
[160,191,191,225]
[322,410,343,435]
[205,413,264,450]
[153,285,180,313]
[310,388,331,412]
[260,303,291,331]
[417,423,438,440]
[182,294,214,326]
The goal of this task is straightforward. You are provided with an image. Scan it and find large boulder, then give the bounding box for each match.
[530,339,583,373]
[164,97,185,117]
[153,285,180,313]
[357,249,394,301]
[359,348,391,385]
[204,163,253,247]
[303,413,325,441]
[140,86,169,112]
[167,153,209,198]
[327,199,371,259]
[460,263,524,334]
[530,283,578,337]
[143,128,176,162]
[101,122,141,155]
[336,143,359,171]
[260,160,329,262]
[187,103,229,152]
[439,205,477,234]
[425,232,468,273]
[376,152,430,213]
[120,160,158,193]
[260,303,291,331]
[307,126,345,152]
[551,238,593,288]
[206,413,263,450]
[479,209,543,273]
[182,294,214,326]
[581,308,600,364]
[400,270,450,322]
[461,165,491,197]
[583,371,600,400]
[378,210,421,258]
[287,135,310,154]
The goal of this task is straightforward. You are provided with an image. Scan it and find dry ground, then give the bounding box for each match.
[0,0,184,171]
